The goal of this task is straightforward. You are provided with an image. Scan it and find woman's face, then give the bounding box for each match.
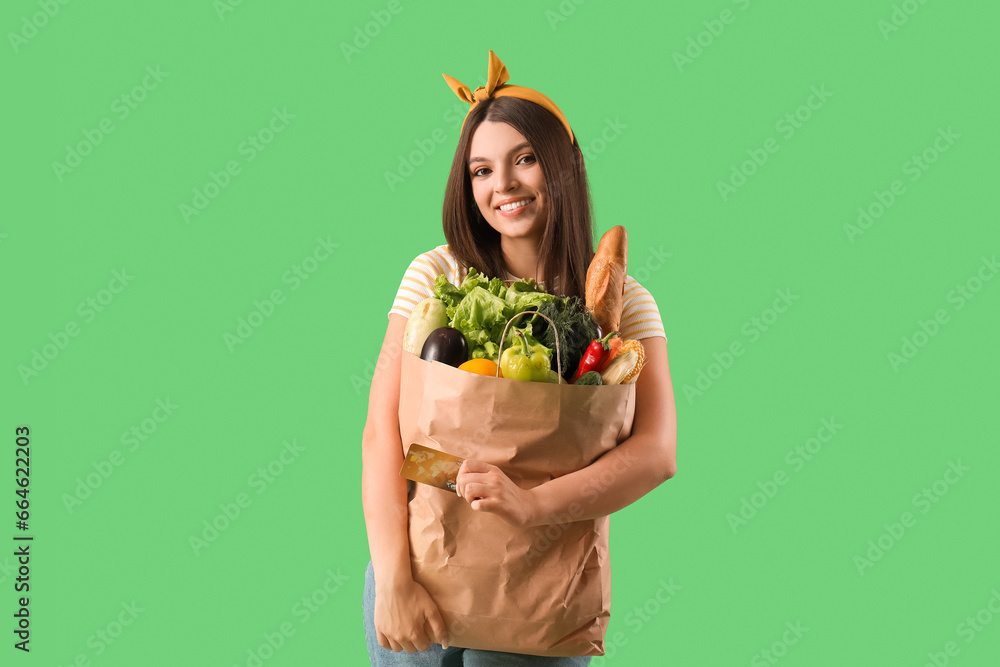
[467,121,549,247]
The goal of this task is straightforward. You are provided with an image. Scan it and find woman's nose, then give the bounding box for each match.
[493,165,518,192]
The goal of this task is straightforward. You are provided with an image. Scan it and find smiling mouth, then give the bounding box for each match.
[497,198,535,212]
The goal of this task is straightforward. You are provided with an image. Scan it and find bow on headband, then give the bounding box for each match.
[442,49,575,145]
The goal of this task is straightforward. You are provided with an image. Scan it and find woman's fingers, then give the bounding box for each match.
[427,613,450,649]
[379,630,413,653]
[379,631,400,652]
[470,497,495,511]
[457,471,495,499]
[374,579,444,653]
[459,458,492,475]
[459,481,491,502]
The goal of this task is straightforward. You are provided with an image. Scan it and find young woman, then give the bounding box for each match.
[361,50,678,665]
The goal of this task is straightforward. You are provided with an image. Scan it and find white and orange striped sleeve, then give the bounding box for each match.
[387,246,457,320]
[617,276,667,341]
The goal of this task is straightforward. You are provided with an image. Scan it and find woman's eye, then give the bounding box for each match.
[471,155,534,178]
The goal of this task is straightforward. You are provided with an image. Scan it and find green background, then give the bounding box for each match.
[3,0,998,664]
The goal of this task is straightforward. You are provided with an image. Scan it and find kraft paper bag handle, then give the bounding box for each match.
[495,311,562,381]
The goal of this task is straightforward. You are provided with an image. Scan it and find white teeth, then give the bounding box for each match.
[499,199,532,211]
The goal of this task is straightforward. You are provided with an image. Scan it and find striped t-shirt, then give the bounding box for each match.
[389,245,666,341]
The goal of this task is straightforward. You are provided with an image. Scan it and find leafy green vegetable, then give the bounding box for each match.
[486,277,506,298]
[506,280,554,314]
[433,274,464,311]
[457,268,491,294]
[450,286,508,360]
[530,295,601,382]
[505,278,546,302]
[431,267,556,363]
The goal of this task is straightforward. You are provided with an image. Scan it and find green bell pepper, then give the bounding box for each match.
[500,330,551,382]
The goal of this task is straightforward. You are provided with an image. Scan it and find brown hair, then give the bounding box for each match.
[442,96,594,299]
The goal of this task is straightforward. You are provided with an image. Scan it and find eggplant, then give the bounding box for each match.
[420,327,468,367]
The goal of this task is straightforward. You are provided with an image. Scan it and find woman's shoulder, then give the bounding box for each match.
[622,274,654,298]
[619,274,667,341]
[390,245,463,320]
[405,244,467,283]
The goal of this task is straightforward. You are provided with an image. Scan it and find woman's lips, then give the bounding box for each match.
[496,198,535,218]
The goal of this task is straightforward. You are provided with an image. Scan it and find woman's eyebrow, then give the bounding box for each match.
[469,142,532,166]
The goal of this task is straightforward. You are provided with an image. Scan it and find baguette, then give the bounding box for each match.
[585,226,628,335]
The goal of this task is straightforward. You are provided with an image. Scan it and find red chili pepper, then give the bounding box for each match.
[572,331,619,383]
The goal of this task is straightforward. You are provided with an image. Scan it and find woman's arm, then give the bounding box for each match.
[456,336,677,527]
[361,313,450,651]
[361,313,414,587]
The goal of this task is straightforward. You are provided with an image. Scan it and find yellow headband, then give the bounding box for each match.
[442,49,575,145]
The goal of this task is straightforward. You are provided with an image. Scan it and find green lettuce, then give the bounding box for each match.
[450,286,508,357]
[433,273,464,310]
[431,267,558,363]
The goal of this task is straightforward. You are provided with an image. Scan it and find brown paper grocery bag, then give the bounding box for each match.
[397,351,636,657]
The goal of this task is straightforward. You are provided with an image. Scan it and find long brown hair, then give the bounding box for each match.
[442,96,594,299]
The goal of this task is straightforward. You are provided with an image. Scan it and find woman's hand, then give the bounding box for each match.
[374,576,450,652]
[455,459,537,528]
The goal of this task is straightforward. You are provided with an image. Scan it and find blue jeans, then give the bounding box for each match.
[363,560,592,666]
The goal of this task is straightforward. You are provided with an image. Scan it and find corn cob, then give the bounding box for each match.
[600,339,646,385]
[620,340,646,383]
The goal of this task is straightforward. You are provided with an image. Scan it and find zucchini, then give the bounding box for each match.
[403,297,449,355]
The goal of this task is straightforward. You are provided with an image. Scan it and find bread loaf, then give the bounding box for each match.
[585,226,628,335]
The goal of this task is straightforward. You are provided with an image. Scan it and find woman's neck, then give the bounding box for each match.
[500,237,544,282]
